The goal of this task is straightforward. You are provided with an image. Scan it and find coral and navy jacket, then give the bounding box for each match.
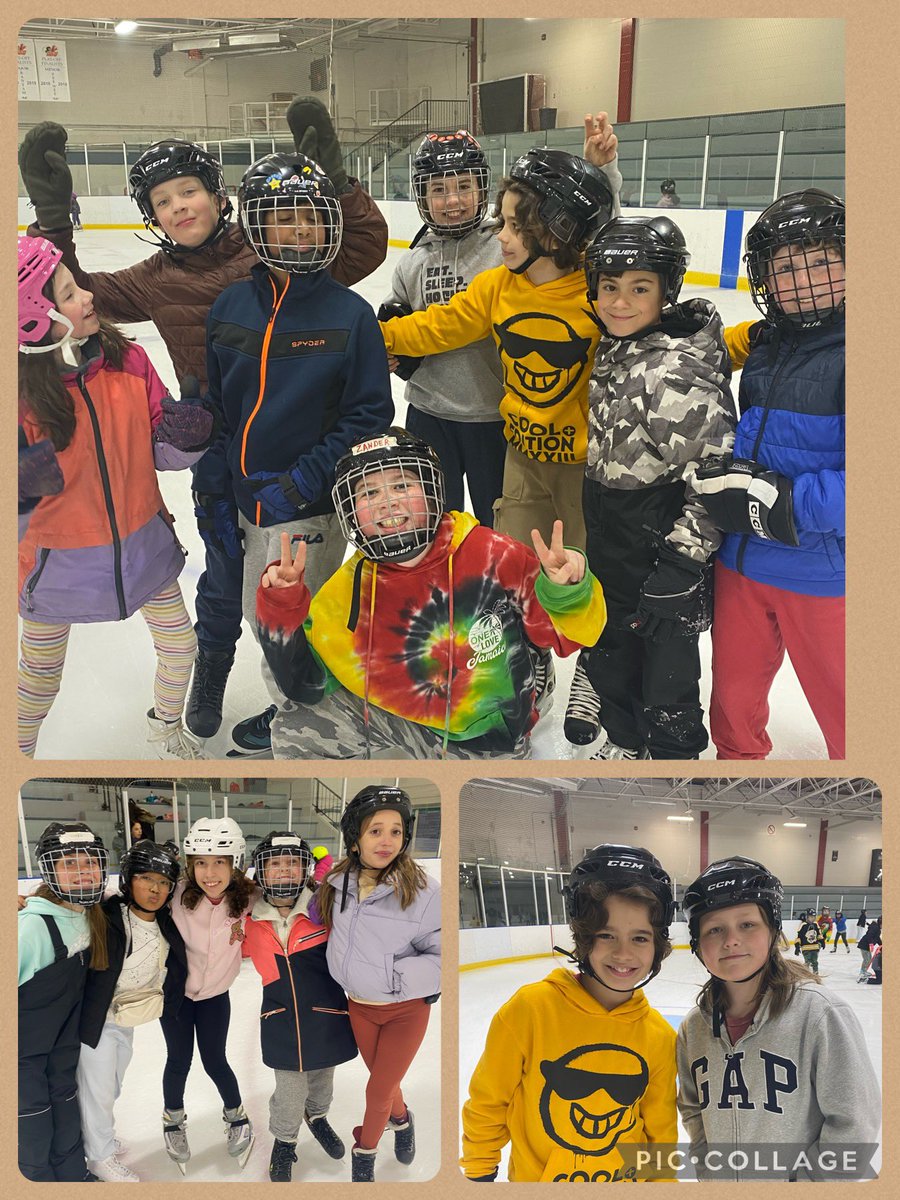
[195,263,393,525]
[243,892,357,1073]
[717,319,845,597]
[18,338,196,623]
[256,510,606,751]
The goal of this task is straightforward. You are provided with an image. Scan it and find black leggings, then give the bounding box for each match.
[160,992,241,1111]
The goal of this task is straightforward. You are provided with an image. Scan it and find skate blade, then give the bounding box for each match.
[176,1161,187,1176]
[236,1134,255,1169]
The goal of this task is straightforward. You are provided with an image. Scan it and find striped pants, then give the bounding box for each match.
[18,581,197,757]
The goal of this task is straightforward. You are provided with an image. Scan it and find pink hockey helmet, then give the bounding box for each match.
[18,235,72,352]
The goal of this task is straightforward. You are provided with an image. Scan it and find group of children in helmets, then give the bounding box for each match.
[18,786,439,1183]
[461,845,880,1182]
[18,102,845,761]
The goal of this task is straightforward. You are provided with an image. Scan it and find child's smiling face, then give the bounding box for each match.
[355,809,405,870]
[353,467,430,542]
[697,902,772,982]
[766,240,845,318]
[585,893,657,1001]
[425,171,480,229]
[190,855,233,899]
[592,270,665,338]
[149,175,222,248]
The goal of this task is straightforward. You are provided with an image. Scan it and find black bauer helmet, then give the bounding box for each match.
[507,149,615,248]
[744,188,845,330]
[128,139,231,247]
[252,831,313,901]
[683,856,783,955]
[36,821,110,908]
[118,839,179,911]
[412,129,491,238]
[340,786,414,857]
[562,844,674,993]
[332,427,445,563]
[585,215,690,306]
[238,153,342,275]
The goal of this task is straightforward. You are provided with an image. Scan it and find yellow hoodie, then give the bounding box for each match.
[461,967,677,1183]
[380,265,601,465]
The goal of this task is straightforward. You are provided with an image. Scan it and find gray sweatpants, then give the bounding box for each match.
[269,1065,336,1144]
[239,511,346,704]
[272,685,530,760]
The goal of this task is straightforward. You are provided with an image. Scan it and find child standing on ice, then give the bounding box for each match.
[161,817,258,1173]
[17,235,215,760]
[312,787,441,1182]
[678,856,880,1181]
[243,831,357,1183]
[461,844,678,1182]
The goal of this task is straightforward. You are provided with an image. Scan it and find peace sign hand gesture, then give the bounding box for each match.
[583,111,619,167]
[261,531,307,590]
[531,521,586,586]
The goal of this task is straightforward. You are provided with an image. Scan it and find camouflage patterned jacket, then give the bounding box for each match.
[586,298,736,563]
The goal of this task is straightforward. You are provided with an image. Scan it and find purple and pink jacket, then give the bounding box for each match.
[18,338,200,623]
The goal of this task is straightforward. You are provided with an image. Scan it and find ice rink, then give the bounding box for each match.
[459,946,882,1180]
[23,228,826,761]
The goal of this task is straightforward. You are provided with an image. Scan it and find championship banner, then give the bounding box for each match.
[17,38,40,102]
[36,39,70,101]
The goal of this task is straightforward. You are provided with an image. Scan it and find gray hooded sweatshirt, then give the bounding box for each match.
[676,982,881,1181]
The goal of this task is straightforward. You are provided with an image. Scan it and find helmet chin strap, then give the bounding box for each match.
[508,241,554,276]
[19,309,87,364]
[553,944,660,993]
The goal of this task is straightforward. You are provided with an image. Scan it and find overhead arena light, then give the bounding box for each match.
[171,34,223,51]
[114,19,138,36]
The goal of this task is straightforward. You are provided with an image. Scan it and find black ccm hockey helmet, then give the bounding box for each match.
[412,129,491,237]
[332,428,445,563]
[508,149,614,246]
[128,139,231,244]
[340,786,414,856]
[682,856,783,954]
[744,188,845,330]
[251,831,313,900]
[238,153,343,274]
[118,839,179,907]
[585,215,690,305]
[564,844,676,931]
[36,821,110,907]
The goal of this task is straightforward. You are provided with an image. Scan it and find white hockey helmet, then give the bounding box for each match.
[182,816,246,872]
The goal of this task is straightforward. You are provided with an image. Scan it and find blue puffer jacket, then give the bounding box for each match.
[717,318,844,597]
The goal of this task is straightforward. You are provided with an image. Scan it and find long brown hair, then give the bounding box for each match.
[696,909,821,1022]
[32,883,110,971]
[493,180,584,272]
[317,850,428,930]
[180,858,255,918]
[19,290,134,452]
[569,881,672,977]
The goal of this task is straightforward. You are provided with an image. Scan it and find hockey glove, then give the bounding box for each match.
[627,543,711,641]
[18,122,74,231]
[286,98,350,193]
[694,455,799,546]
[377,302,424,381]
[246,470,312,524]
[193,492,243,559]
[18,430,64,504]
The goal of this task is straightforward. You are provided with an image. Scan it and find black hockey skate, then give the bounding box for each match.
[305,1111,345,1159]
[388,1107,416,1164]
[269,1139,298,1182]
[186,648,234,738]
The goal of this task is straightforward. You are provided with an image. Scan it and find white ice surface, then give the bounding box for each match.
[24,230,826,760]
[459,946,882,1180]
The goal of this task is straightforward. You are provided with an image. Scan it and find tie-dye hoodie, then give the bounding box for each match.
[256,511,606,751]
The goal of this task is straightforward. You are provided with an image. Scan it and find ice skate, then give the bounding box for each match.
[163,1108,190,1174]
[268,1138,298,1182]
[186,648,234,738]
[88,1154,140,1182]
[563,653,601,745]
[388,1107,416,1164]
[531,648,556,718]
[351,1136,377,1182]
[305,1110,345,1159]
[223,1104,254,1167]
[146,709,208,760]
[587,732,649,761]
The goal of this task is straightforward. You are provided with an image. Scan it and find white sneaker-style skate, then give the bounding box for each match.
[146,709,208,760]
[163,1108,190,1175]
[223,1105,254,1168]
[88,1154,139,1183]
[588,732,650,761]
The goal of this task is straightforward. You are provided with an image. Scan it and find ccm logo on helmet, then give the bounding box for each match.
[778,216,813,227]
[708,878,737,890]
[606,859,643,869]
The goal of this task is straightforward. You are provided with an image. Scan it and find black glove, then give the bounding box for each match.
[694,455,799,546]
[18,122,73,231]
[286,97,349,193]
[377,301,423,381]
[627,542,711,640]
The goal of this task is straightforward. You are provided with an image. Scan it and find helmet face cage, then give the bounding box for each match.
[340,788,414,856]
[332,433,445,562]
[182,818,246,872]
[119,840,179,899]
[684,857,783,952]
[744,191,845,329]
[129,140,228,227]
[509,150,613,247]
[238,156,342,275]
[253,835,313,900]
[37,825,109,907]
[585,218,690,305]
[412,131,490,237]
